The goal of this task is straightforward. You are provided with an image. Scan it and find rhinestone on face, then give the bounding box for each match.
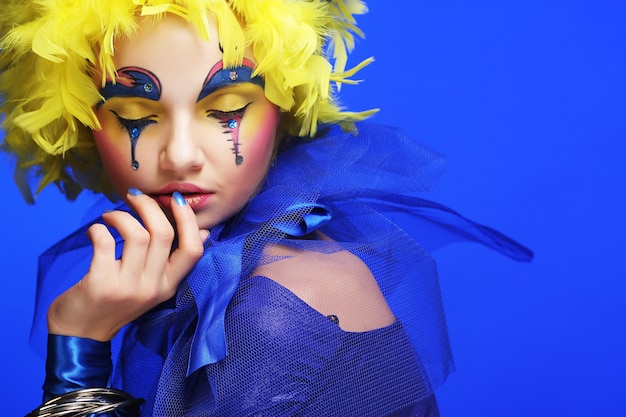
[235,155,244,165]
[227,119,238,129]
[130,127,140,139]
[229,71,238,81]
[131,160,139,170]
[144,83,153,93]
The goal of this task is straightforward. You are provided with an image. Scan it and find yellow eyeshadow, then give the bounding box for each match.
[198,84,263,112]
[202,97,249,113]
[103,98,161,119]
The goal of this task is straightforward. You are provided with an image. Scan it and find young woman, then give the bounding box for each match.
[0,1,531,415]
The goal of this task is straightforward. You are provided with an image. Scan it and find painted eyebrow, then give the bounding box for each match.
[197,58,265,102]
[99,67,162,105]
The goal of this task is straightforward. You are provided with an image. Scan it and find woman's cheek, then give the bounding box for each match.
[244,105,280,164]
[93,129,132,193]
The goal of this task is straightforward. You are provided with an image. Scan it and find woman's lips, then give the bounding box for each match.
[152,192,213,211]
[151,183,213,211]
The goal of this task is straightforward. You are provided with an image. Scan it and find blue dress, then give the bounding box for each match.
[32,122,531,416]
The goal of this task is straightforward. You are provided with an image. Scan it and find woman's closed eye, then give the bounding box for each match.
[206,103,250,122]
[110,110,158,139]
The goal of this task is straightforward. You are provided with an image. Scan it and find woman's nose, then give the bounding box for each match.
[159,116,205,173]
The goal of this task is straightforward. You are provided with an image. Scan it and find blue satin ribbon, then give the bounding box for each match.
[43,334,112,401]
[271,203,333,236]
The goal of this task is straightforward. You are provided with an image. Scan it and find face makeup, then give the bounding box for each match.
[93,14,280,229]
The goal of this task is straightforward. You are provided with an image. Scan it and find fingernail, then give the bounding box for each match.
[128,188,143,196]
[173,191,186,206]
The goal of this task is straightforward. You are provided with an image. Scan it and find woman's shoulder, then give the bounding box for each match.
[251,239,396,332]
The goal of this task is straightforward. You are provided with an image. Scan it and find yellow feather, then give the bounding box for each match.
[1,0,375,201]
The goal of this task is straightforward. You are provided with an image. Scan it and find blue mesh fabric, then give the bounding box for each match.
[32,122,531,416]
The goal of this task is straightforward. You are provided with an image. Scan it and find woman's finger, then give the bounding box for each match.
[100,209,152,280]
[123,188,203,301]
[163,191,205,292]
[122,188,176,280]
[86,222,117,278]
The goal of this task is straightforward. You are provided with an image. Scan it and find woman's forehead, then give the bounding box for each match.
[102,14,258,99]
[111,14,222,67]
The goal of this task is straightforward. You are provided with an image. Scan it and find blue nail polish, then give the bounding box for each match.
[128,188,143,196]
[173,191,186,206]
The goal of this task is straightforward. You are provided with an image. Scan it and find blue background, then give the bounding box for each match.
[1,1,624,416]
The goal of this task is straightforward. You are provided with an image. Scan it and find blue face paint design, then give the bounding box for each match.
[197,59,265,103]
[99,67,162,170]
[99,67,162,104]
[111,111,157,170]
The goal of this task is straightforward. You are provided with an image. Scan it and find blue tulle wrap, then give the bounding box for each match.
[31,122,532,410]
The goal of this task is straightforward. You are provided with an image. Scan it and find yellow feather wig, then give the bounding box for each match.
[0,0,374,201]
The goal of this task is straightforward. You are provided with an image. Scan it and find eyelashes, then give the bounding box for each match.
[111,111,158,137]
[205,103,250,121]
[109,103,248,137]
[108,103,250,169]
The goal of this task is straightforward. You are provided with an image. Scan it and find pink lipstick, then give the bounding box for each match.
[151,183,213,211]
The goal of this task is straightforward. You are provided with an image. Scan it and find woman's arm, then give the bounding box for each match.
[35,190,206,413]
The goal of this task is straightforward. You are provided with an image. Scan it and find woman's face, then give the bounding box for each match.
[93,14,280,230]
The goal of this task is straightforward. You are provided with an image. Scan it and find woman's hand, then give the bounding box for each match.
[47,189,208,342]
